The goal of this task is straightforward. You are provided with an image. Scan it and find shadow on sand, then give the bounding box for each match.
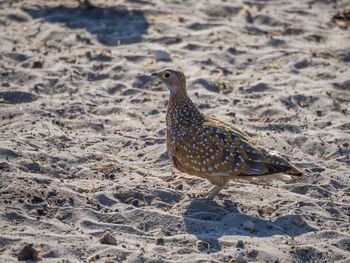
[183,199,318,251]
[22,4,149,46]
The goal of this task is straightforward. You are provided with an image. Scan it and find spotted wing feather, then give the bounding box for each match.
[199,116,303,177]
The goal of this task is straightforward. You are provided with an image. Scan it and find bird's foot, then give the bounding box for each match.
[206,185,223,200]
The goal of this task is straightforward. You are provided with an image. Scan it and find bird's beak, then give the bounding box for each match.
[151,72,159,78]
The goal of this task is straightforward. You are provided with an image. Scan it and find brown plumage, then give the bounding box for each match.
[151,68,303,199]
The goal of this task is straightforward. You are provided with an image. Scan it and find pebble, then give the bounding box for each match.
[17,244,42,261]
[155,237,165,246]
[99,231,117,245]
[32,61,43,69]
[243,221,254,232]
[234,251,247,263]
[290,215,305,227]
[236,240,244,247]
[131,199,139,207]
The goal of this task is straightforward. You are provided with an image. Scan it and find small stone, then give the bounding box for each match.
[150,109,159,115]
[247,249,258,258]
[234,251,247,263]
[236,240,244,247]
[155,237,165,246]
[36,208,45,215]
[17,244,42,261]
[196,240,209,251]
[290,215,305,227]
[294,60,309,69]
[99,231,117,245]
[131,199,139,207]
[243,221,254,232]
[32,195,44,203]
[316,110,322,117]
[32,61,43,69]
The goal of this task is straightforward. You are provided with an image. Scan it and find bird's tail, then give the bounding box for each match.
[274,155,304,176]
[287,164,304,175]
[253,159,304,182]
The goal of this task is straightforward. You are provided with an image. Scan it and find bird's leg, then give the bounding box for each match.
[206,177,229,200]
[207,185,223,200]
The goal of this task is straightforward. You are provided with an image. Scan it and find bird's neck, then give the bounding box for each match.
[169,87,191,105]
[167,88,202,126]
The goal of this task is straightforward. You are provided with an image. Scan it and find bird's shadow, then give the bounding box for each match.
[22,4,149,46]
[183,198,318,251]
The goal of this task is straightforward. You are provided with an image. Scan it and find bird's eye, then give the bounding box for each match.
[162,72,171,79]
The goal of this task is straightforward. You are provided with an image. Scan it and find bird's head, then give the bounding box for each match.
[151,68,186,96]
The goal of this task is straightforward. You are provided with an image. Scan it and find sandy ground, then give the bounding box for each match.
[1,0,350,262]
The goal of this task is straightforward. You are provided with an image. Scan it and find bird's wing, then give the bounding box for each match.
[173,115,302,177]
[201,117,303,177]
[173,120,228,174]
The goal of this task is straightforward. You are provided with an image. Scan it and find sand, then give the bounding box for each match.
[0,0,350,262]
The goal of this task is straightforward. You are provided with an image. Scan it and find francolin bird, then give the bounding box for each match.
[151,68,303,199]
